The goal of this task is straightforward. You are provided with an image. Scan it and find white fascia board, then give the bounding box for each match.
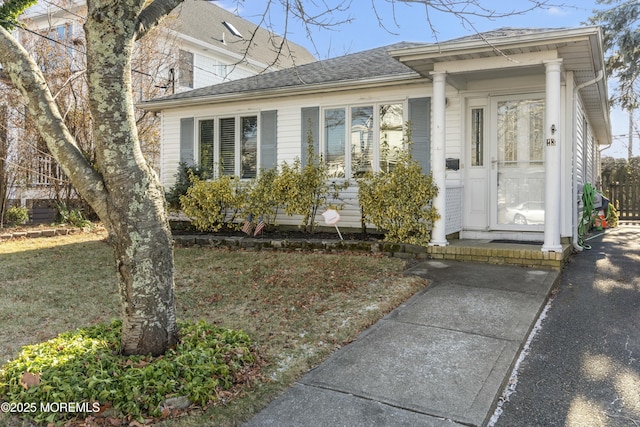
[391,27,601,62]
[139,73,424,112]
[434,50,559,73]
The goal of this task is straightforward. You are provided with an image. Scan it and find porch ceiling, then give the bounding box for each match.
[390,27,611,145]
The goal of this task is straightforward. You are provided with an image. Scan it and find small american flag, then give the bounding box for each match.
[242,214,254,235]
[254,216,265,236]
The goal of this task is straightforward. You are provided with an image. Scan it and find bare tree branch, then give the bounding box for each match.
[0,25,108,217]
[368,0,554,44]
[135,0,185,40]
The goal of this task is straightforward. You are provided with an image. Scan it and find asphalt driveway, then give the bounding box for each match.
[493,224,640,426]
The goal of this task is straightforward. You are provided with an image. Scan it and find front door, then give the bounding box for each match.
[491,95,545,230]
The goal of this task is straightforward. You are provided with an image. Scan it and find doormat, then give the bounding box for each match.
[490,240,543,245]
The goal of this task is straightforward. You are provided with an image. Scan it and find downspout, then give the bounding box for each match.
[572,70,604,251]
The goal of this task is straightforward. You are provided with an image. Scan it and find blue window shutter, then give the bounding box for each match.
[260,110,277,170]
[301,107,319,166]
[408,98,431,174]
[180,117,195,165]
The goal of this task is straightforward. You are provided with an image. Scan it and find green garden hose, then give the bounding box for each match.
[578,183,595,250]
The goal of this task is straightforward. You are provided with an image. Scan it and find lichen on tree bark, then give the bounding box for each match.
[0,0,185,355]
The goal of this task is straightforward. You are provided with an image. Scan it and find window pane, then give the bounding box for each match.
[379,103,403,172]
[528,104,544,162]
[497,99,544,165]
[241,116,257,179]
[324,108,345,178]
[199,119,214,177]
[471,108,484,166]
[219,117,235,176]
[351,106,374,178]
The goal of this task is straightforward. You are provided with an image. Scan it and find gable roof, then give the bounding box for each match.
[389,26,611,144]
[167,0,316,69]
[141,41,426,110]
[142,26,611,145]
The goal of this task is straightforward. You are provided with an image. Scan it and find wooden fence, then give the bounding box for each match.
[606,183,640,220]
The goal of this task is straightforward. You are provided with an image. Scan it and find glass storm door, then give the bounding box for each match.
[494,97,545,229]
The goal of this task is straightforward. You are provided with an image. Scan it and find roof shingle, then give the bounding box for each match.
[146,41,425,103]
[167,0,316,69]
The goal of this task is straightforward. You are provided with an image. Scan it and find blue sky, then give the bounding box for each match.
[219,0,630,158]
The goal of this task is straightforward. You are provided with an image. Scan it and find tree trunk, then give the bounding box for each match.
[84,0,178,356]
[110,202,178,356]
[0,0,185,355]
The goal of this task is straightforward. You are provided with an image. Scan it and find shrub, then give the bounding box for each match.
[272,135,348,232]
[243,168,281,228]
[358,133,439,245]
[179,173,248,232]
[56,202,92,228]
[165,162,210,212]
[0,320,258,424]
[4,205,29,227]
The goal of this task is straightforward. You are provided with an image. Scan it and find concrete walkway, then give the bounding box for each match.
[244,259,560,426]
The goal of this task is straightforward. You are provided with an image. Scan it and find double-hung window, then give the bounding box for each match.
[180,111,276,179]
[321,102,404,178]
[195,115,258,178]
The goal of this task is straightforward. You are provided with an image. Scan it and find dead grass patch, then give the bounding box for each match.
[0,231,427,426]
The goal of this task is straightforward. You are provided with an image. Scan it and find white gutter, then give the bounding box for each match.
[572,70,604,251]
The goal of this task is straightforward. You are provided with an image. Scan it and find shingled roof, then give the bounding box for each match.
[443,27,564,43]
[143,27,595,111]
[167,0,316,69]
[142,41,425,108]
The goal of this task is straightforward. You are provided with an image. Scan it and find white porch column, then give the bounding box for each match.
[429,71,448,246]
[542,59,563,252]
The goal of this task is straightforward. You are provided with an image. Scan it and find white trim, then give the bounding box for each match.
[194,113,260,178]
[319,100,407,179]
[434,50,558,74]
[429,71,448,246]
[542,59,564,252]
[390,27,602,60]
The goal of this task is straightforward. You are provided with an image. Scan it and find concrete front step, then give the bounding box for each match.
[427,240,572,270]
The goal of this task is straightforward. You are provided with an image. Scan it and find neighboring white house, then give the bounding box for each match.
[1,0,315,221]
[143,26,611,251]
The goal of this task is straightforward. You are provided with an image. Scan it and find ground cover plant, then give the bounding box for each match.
[1,320,260,425]
[0,231,427,426]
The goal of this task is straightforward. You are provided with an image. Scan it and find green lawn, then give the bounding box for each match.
[0,230,427,426]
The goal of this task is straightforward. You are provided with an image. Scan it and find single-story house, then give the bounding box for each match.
[142,27,611,251]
